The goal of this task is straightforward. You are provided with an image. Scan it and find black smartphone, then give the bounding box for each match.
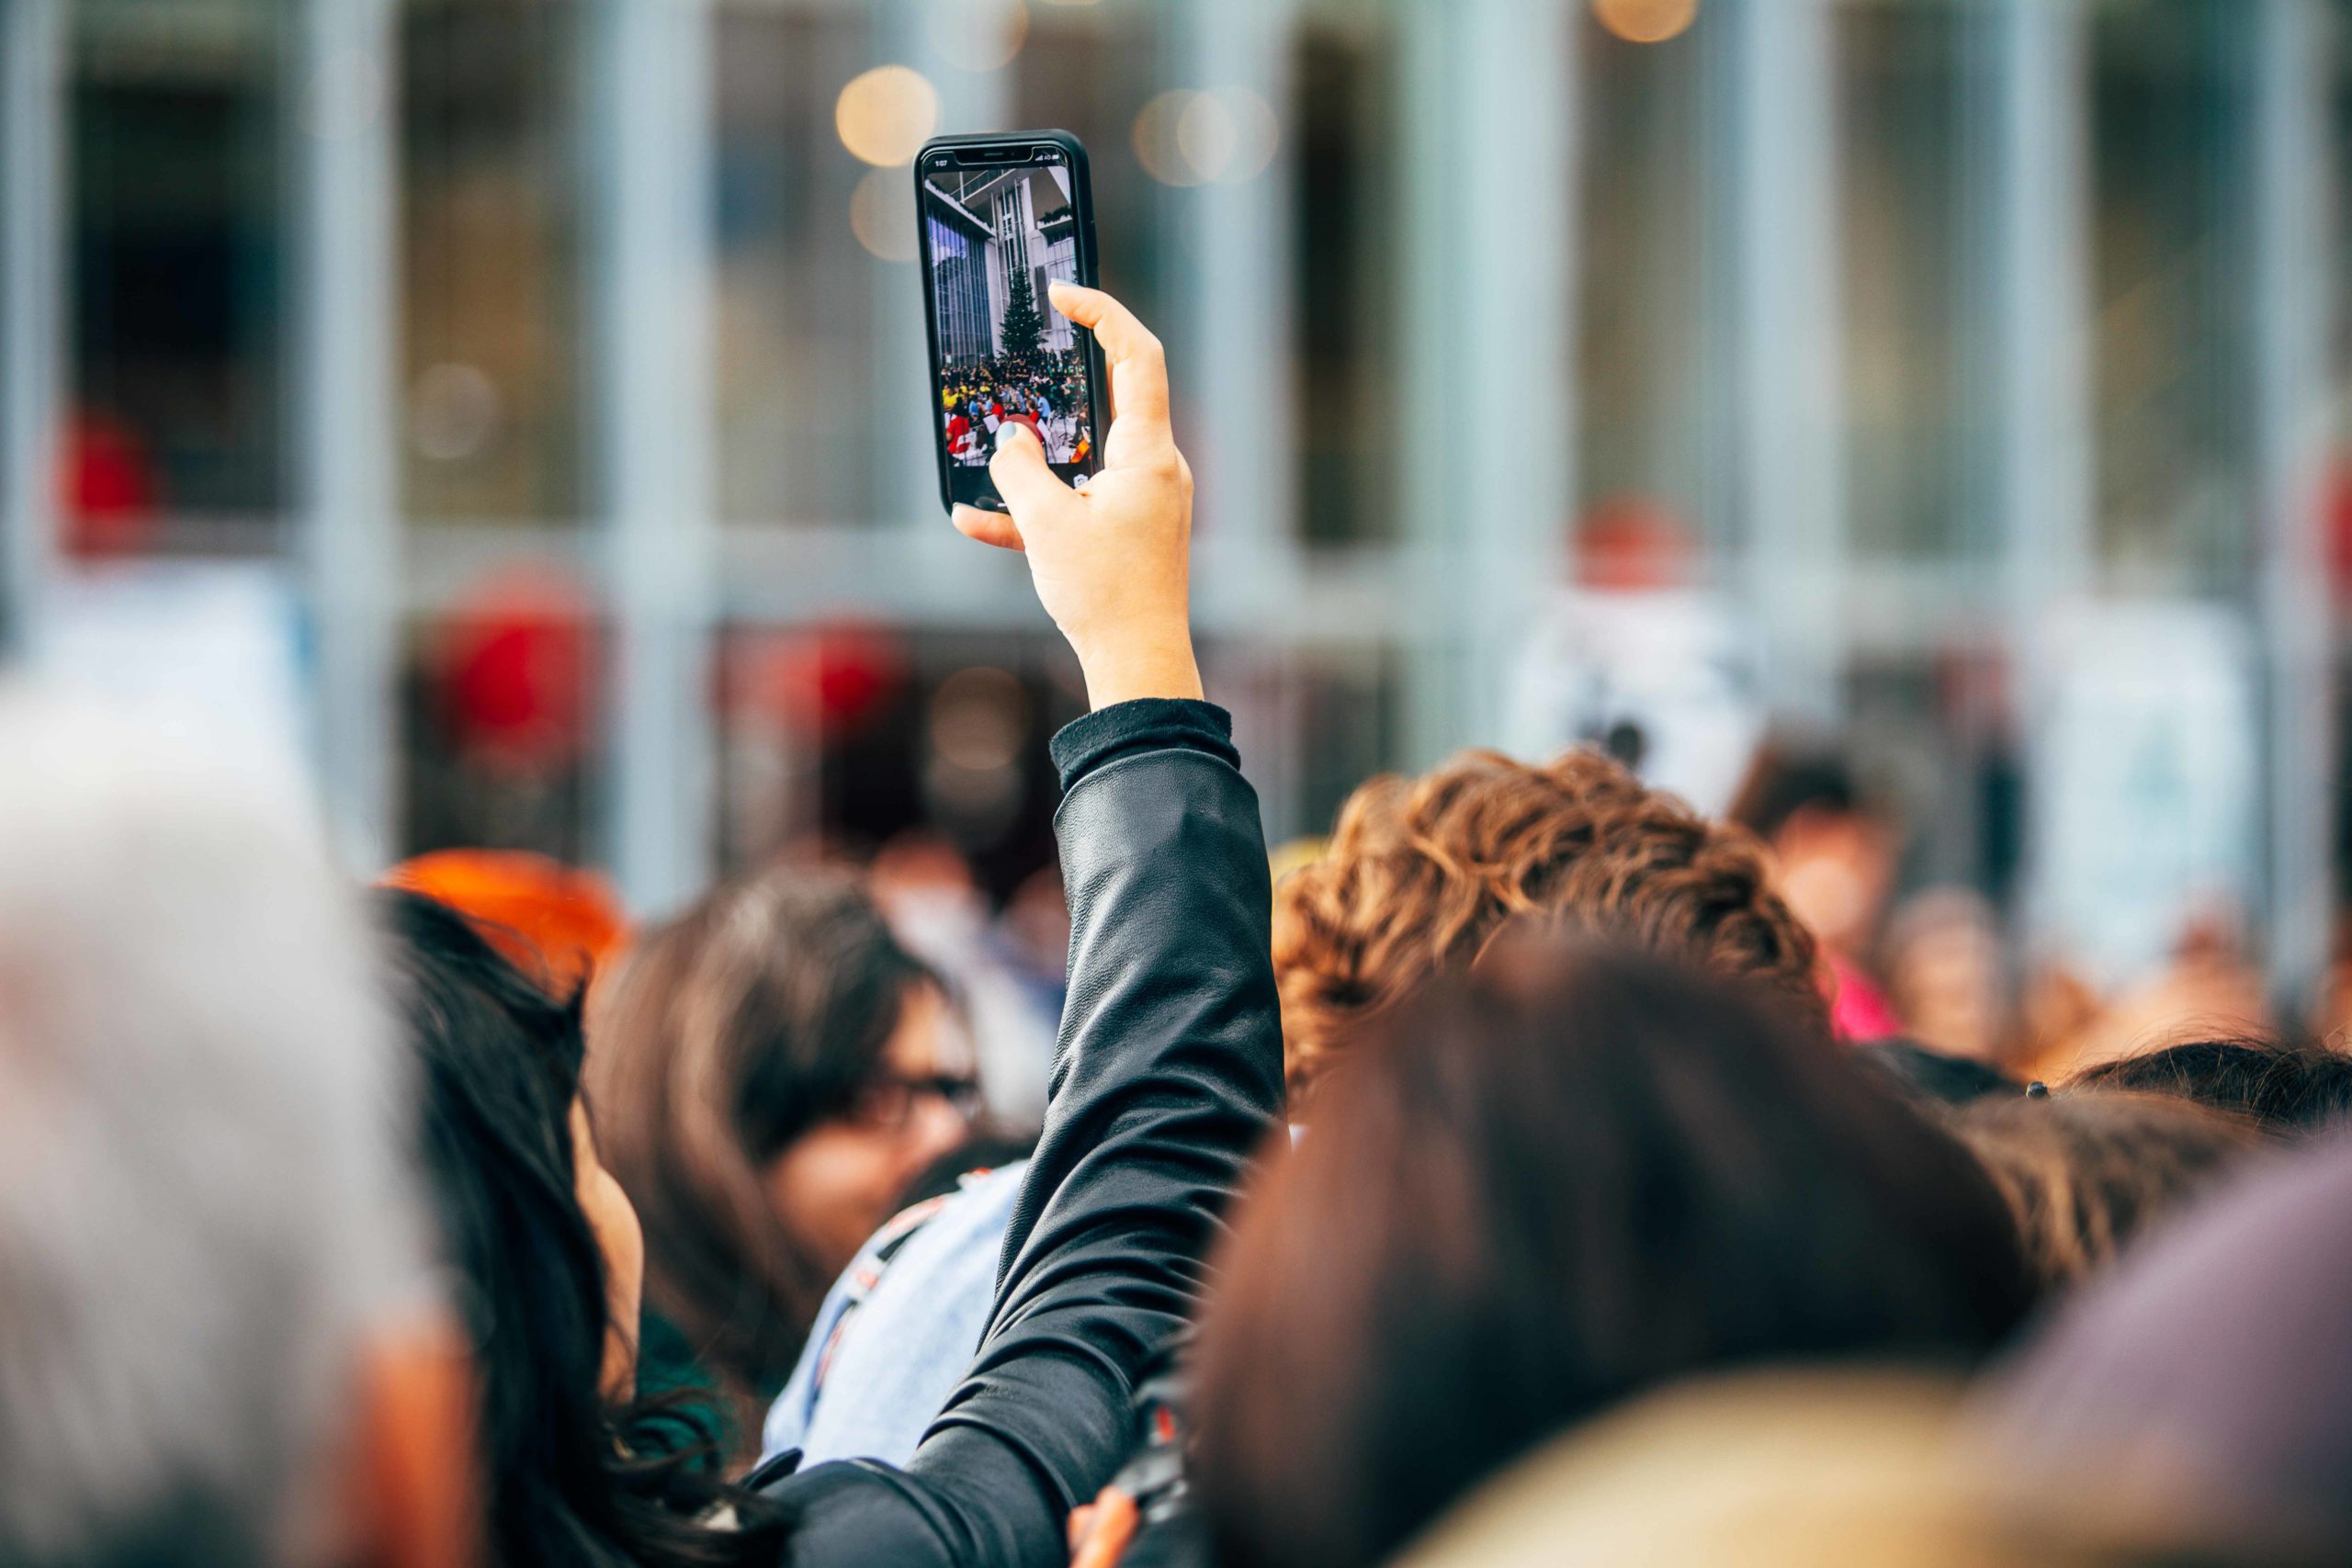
[915,130,1106,514]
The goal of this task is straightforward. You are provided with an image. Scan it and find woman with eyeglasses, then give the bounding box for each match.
[585,866,982,1465]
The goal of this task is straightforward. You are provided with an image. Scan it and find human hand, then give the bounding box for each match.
[952,283,1202,710]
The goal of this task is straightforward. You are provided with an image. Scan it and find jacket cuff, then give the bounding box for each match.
[1049,698,1237,794]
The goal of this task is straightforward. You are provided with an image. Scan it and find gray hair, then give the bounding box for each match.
[0,686,420,1566]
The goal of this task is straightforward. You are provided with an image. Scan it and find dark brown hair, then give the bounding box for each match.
[2065,1037,2352,1134]
[1191,936,2032,1568]
[385,891,775,1568]
[1273,748,1821,1101]
[585,866,933,1407]
[1946,1089,2264,1291]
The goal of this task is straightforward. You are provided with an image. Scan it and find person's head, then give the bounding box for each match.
[2064,1037,2352,1135]
[1273,747,1821,1102]
[1730,741,1896,959]
[1859,1039,2024,1108]
[1883,886,2011,1064]
[585,866,969,1397]
[0,690,468,1568]
[1192,936,2033,1568]
[382,888,763,1568]
[1945,1089,2265,1292]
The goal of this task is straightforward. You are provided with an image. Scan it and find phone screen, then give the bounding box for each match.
[919,142,1100,510]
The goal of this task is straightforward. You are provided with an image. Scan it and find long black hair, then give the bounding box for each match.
[379,889,775,1568]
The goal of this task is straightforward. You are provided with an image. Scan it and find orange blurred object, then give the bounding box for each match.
[385,849,629,992]
[1067,1486,1139,1568]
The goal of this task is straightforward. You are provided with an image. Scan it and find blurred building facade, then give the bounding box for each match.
[1,0,2347,1016]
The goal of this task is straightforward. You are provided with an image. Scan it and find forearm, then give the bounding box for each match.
[908,721,1283,1563]
[761,716,1283,1568]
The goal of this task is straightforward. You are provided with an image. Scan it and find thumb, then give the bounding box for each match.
[988,423,1073,520]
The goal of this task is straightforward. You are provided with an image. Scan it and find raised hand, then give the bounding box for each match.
[951,283,1202,711]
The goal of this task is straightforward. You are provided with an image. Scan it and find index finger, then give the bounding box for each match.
[1049,282,1171,443]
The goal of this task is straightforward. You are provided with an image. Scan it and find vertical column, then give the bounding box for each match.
[1173,0,1295,555]
[1988,0,2091,952]
[1173,0,1299,829]
[593,0,718,913]
[296,0,402,867]
[1991,0,2093,625]
[1725,0,1845,727]
[1,0,62,660]
[1398,0,1573,767]
[2251,0,2335,1012]
[880,0,1013,532]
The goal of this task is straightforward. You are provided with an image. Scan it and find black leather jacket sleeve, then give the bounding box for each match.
[759,718,1284,1568]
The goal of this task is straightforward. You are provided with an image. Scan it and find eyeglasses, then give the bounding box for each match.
[847,1071,983,1132]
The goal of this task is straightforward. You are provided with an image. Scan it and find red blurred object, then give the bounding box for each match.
[1574,496,1694,591]
[438,567,595,771]
[728,622,909,741]
[1826,951,1905,1043]
[385,849,629,991]
[2326,458,2352,605]
[62,410,163,557]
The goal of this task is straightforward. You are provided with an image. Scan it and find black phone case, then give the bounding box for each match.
[914,130,1106,516]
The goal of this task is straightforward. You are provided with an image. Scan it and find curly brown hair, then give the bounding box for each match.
[1273,748,1824,1100]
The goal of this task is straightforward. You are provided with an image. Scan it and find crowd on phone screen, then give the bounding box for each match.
[942,351,1091,467]
[13,377,2352,1568]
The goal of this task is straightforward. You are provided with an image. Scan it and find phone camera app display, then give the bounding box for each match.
[922,161,1094,472]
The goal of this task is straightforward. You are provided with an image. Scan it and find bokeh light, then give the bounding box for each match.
[1135,87,1281,187]
[409,363,503,463]
[835,64,941,167]
[1181,87,1279,185]
[926,0,1029,73]
[1592,0,1702,45]
[850,167,918,262]
[1133,90,1204,187]
[929,667,1032,773]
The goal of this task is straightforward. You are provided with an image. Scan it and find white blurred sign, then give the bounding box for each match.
[2027,601,2259,990]
[1504,588,1768,818]
[37,562,315,807]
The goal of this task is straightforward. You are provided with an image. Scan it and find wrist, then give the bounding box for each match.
[1074,635,1204,710]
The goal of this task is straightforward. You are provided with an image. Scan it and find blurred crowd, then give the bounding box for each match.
[941,352,1094,468]
[7,670,2351,1568]
[9,287,2352,1568]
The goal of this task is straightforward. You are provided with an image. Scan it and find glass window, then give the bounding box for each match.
[1292,5,1402,546]
[1837,0,1973,561]
[68,0,285,553]
[2087,0,2256,593]
[1576,2,1724,574]
[401,0,585,525]
[712,4,885,526]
